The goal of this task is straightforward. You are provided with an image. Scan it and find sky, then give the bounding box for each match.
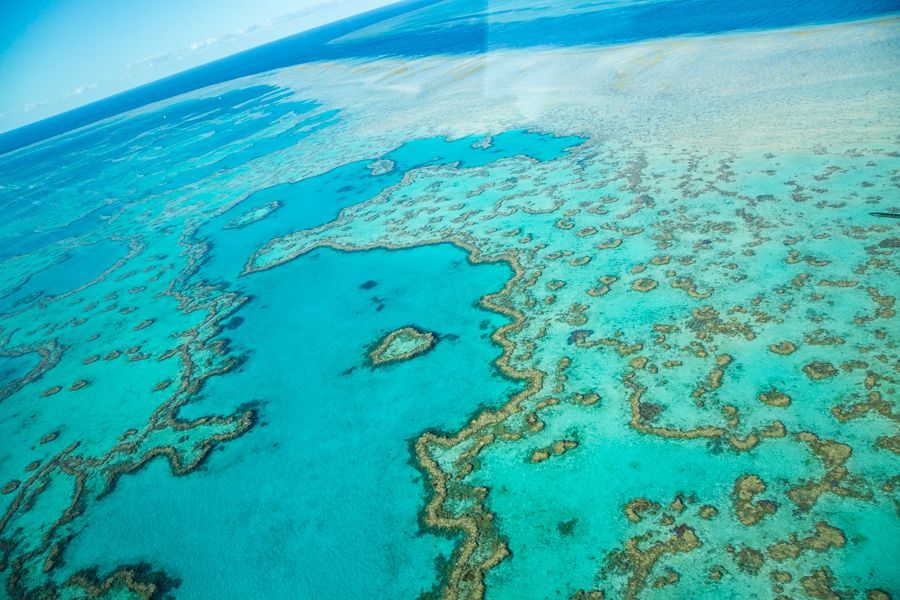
[0,0,395,133]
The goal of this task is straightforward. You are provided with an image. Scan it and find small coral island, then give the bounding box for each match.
[224,200,281,229]
[368,326,436,366]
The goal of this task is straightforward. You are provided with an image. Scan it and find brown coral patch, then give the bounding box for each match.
[632,278,658,292]
[530,439,578,463]
[768,341,797,355]
[605,526,701,600]
[803,361,837,380]
[368,326,437,366]
[732,475,777,526]
[759,388,791,408]
[766,521,845,561]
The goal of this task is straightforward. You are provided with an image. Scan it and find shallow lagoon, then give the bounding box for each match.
[62,243,519,598]
[0,78,586,595]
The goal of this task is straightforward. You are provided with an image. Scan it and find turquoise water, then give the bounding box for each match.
[0,78,583,596]
[62,244,519,598]
[196,129,580,284]
[0,3,898,599]
[0,239,127,314]
[240,131,899,598]
[0,355,34,385]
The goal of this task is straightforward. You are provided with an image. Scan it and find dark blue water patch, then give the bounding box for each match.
[204,109,340,172]
[156,108,339,192]
[0,85,328,200]
[143,93,313,180]
[2,86,284,180]
[2,0,896,155]
[340,0,900,55]
[195,129,583,284]
[0,203,113,261]
[0,239,127,314]
[0,352,38,389]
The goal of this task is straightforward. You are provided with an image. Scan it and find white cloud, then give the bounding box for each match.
[20,83,98,113]
[118,0,386,77]
[71,83,98,96]
[3,0,392,130]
